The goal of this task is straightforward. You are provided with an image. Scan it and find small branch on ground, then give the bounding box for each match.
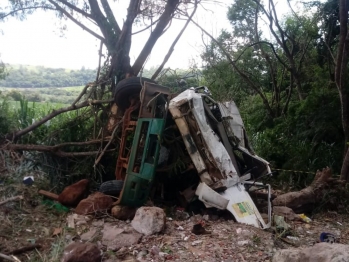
[9,244,42,255]
[0,195,23,206]
[0,253,21,262]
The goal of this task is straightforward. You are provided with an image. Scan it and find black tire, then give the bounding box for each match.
[113,76,156,111]
[99,180,124,196]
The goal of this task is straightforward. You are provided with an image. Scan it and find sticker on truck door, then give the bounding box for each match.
[232,201,255,217]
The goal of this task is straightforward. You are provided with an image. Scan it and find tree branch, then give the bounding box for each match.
[100,0,121,35]
[0,6,55,20]
[6,99,113,142]
[88,0,116,49]
[151,1,198,80]
[192,19,275,118]
[132,0,180,75]
[48,0,104,42]
[56,0,93,19]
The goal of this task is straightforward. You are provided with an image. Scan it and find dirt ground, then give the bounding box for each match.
[1,178,349,262]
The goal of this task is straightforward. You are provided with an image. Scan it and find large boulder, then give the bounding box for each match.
[272,243,349,262]
[131,207,166,236]
[58,179,89,206]
[61,242,101,262]
[75,192,113,215]
[273,206,298,221]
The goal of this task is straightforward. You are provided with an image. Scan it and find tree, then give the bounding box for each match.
[0,0,201,141]
[335,0,349,181]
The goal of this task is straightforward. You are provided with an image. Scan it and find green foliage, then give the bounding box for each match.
[0,64,96,88]
[0,97,16,136]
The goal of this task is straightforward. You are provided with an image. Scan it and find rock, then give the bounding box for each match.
[58,179,89,206]
[61,242,101,262]
[111,205,137,220]
[102,224,142,251]
[272,243,349,262]
[273,206,298,221]
[102,223,124,242]
[75,192,113,215]
[80,228,97,241]
[131,207,166,236]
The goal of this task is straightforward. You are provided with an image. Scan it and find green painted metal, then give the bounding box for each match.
[118,118,166,206]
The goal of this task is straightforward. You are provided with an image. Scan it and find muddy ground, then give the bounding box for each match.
[1,179,349,262]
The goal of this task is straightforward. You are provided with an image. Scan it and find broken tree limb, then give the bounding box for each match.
[38,190,59,201]
[3,138,111,153]
[5,98,113,142]
[94,118,123,167]
[0,195,23,206]
[0,253,20,262]
[272,167,333,209]
[10,244,42,255]
[151,0,198,80]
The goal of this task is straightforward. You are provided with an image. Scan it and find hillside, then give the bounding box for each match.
[0,64,97,88]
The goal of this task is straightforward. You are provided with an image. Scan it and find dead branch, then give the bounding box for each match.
[38,190,59,201]
[48,0,104,42]
[94,118,123,167]
[5,99,113,142]
[0,195,23,206]
[151,0,198,80]
[0,253,20,262]
[3,139,111,152]
[10,244,42,255]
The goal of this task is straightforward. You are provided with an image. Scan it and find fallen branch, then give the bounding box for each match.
[0,195,23,206]
[6,98,113,142]
[3,138,112,153]
[10,244,42,255]
[38,190,59,201]
[0,253,20,262]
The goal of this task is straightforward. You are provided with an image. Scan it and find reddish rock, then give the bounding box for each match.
[58,179,89,206]
[75,192,113,215]
[61,242,101,262]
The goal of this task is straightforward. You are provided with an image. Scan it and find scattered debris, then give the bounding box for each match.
[320,232,337,243]
[273,206,298,221]
[22,176,34,185]
[131,207,166,236]
[52,227,62,237]
[0,253,21,262]
[191,223,211,235]
[299,213,312,223]
[274,215,291,230]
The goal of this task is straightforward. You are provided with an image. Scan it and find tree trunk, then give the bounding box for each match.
[272,167,332,209]
[336,0,349,181]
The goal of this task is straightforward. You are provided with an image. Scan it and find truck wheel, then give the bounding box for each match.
[99,180,124,196]
[113,76,156,111]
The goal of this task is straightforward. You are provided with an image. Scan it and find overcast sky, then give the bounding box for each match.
[0,1,234,70]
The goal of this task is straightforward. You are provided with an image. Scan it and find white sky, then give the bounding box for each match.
[0,1,234,70]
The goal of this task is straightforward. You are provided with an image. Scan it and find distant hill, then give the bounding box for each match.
[0,64,97,88]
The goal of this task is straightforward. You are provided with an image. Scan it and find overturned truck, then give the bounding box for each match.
[100,77,272,229]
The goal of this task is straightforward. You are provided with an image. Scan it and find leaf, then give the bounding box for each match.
[52,227,62,236]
